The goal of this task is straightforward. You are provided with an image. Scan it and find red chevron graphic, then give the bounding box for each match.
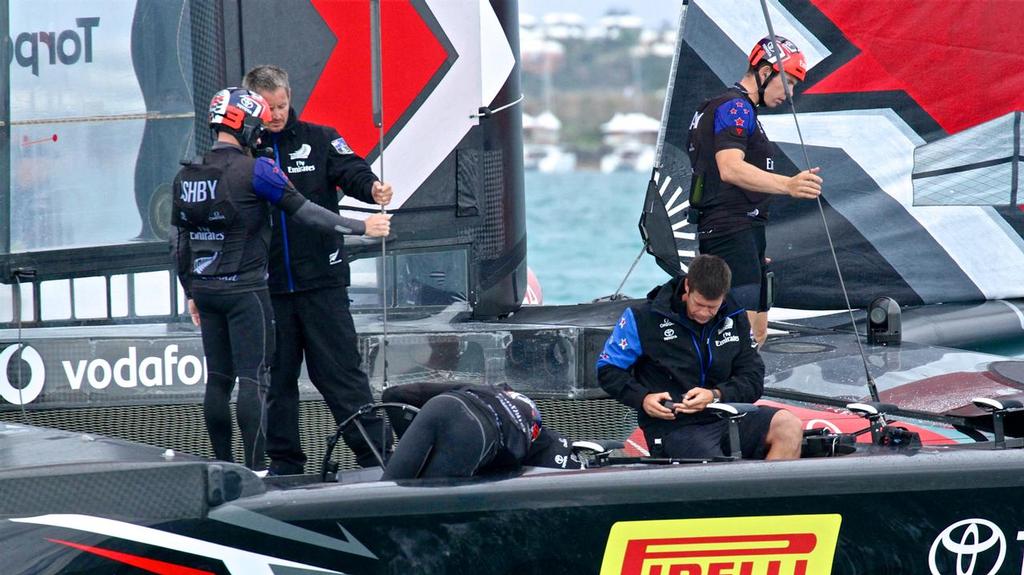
[808,0,1024,135]
[304,0,449,157]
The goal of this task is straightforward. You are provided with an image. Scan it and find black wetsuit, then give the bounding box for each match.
[688,86,778,311]
[172,142,369,470]
[264,110,390,474]
[381,382,582,480]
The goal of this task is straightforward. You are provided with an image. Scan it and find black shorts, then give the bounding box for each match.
[645,406,781,460]
[699,226,768,312]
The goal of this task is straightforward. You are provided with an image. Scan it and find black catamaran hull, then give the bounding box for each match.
[3,443,1023,574]
[4,2,1024,573]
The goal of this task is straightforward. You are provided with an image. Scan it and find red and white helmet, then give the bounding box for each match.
[208,87,272,150]
[748,36,807,82]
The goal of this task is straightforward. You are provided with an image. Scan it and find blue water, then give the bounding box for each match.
[525,171,671,305]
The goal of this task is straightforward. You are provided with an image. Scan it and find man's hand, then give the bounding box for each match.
[364,213,392,237]
[187,299,200,327]
[642,392,676,420]
[677,387,716,414]
[784,167,822,199]
[372,180,393,206]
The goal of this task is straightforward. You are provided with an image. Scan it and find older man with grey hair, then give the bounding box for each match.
[243,64,392,474]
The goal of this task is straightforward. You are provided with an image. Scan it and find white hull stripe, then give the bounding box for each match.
[11,514,343,575]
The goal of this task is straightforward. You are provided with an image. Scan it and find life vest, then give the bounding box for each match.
[461,387,543,461]
[172,157,245,278]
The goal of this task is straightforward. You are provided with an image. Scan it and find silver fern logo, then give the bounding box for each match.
[718,317,734,334]
[193,252,220,274]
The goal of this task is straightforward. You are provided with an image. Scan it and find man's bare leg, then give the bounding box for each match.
[748,310,768,347]
[764,410,802,460]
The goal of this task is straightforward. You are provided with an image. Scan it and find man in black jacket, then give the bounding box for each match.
[243,65,392,473]
[597,255,801,460]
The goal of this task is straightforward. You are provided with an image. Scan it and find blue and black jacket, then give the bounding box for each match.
[596,276,764,431]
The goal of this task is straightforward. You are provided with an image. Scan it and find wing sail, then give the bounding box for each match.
[645,0,1024,309]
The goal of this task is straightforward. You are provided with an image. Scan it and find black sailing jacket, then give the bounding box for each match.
[265,109,379,294]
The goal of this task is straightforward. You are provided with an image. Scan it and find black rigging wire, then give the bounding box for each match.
[757,0,880,402]
[12,272,30,424]
[369,0,390,390]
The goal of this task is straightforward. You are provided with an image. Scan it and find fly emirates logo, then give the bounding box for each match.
[601,514,841,575]
[62,345,206,390]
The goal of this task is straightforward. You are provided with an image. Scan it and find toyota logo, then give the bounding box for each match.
[929,518,1006,575]
[0,344,46,405]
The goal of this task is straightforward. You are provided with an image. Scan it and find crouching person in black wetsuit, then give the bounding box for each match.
[171,87,390,470]
[597,254,802,460]
[380,382,583,480]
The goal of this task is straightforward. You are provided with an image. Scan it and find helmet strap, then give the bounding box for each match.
[753,64,776,107]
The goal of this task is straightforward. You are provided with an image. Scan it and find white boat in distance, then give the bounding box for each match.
[523,111,577,173]
[600,111,659,173]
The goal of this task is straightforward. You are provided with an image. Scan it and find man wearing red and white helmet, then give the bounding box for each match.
[686,36,823,346]
[747,36,808,107]
[207,87,273,151]
[172,87,390,470]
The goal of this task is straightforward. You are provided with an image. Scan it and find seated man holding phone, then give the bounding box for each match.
[596,254,801,460]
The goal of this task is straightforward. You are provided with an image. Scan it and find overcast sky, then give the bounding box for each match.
[517,0,682,29]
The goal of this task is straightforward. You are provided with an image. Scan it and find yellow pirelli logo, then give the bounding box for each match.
[600,514,842,575]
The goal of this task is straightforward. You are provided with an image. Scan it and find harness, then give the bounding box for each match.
[173,156,244,278]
